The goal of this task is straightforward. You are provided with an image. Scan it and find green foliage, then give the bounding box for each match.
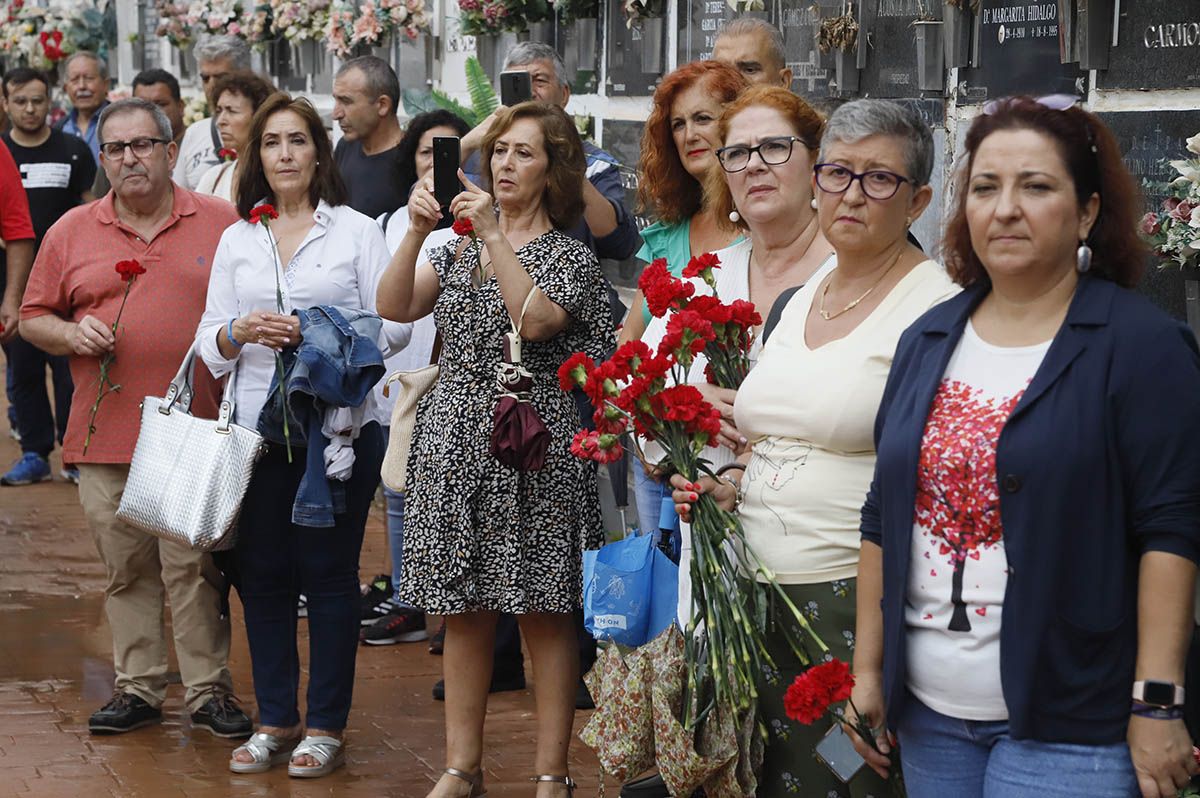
[400,57,499,129]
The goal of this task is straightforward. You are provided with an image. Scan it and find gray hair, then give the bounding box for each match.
[193,34,251,69]
[819,99,934,186]
[64,50,108,80]
[717,17,786,69]
[503,42,568,88]
[336,56,400,114]
[97,98,173,144]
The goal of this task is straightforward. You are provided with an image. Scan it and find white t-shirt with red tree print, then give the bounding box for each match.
[905,321,1050,720]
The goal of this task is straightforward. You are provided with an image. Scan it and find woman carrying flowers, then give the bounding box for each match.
[376,102,613,798]
[196,93,411,778]
[194,71,278,203]
[851,97,1200,798]
[672,99,958,797]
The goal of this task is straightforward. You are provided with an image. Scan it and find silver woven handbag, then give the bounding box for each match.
[116,346,266,551]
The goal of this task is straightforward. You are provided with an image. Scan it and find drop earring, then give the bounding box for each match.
[1076,241,1092,273]
[810,198,817,210]
[729,209,740,223]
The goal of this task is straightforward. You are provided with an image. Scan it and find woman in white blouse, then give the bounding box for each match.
[194,71,277,203]
[672,99,959,797]
[195,93,410,780]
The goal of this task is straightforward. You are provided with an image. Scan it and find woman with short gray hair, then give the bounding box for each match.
[670,98,958,796]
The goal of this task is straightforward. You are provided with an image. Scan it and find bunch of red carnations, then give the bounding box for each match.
[559,252,827,734]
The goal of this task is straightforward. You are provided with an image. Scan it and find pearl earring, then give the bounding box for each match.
[810,198,817,210]
[729,210,740,223]
[1076,242,1092,273]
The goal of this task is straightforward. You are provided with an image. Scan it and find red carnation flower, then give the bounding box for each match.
[217,147,237,162]
[249,203,278,224]
[114,259,146,283]
[727,299,762,330]
[452,218,475,237]
[640,258,694,318]
[682,251,722,285]
[783,659,856,726]
[686,294,734,326]
[558,351,595,392]
[610,340,652,380]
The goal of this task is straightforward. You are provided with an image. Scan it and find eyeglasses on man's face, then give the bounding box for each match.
[813,163,914,200]
[716,136,806,173]
[100,137,168,160]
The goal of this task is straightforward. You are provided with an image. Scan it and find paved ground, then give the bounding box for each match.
[0,387,621,797]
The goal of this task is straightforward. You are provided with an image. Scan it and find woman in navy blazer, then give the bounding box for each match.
[848,97,1200,798]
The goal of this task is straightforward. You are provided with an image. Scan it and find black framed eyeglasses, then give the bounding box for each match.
[813,163,914,200]
[99,137,168,160]
[716,136,806,173]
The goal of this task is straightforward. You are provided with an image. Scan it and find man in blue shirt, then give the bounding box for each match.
[55,51,108,166]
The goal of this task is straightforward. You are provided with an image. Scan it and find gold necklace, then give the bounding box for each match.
[818,251,903,321]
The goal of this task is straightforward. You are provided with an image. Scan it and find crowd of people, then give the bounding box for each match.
[1,14,1198,798]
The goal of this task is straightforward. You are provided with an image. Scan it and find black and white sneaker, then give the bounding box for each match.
[360,607,428,645]
[360,574,395,626]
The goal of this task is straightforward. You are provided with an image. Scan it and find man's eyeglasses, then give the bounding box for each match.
[100,137,168,160]
[813,163,914,200]
[716,136,806,173]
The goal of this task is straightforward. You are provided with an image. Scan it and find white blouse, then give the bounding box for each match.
[197,199,412,430]
[195,161,236,203]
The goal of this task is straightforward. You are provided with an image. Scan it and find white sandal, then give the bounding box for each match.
[286,734,346,778]
[228,731,300,773]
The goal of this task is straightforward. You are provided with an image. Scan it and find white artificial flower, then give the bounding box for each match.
[1191,204,1200,229]
[1187,132,1200,156]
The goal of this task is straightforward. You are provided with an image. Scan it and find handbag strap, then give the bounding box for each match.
[160,343,241,432]
[511,285,538,337]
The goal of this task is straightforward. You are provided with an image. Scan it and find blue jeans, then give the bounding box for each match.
[632,465,670,535]
[897,692,1138,798]
[234,423,384,730]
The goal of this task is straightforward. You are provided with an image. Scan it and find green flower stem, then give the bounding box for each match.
[82,279,133,455]
[262,221,293,463]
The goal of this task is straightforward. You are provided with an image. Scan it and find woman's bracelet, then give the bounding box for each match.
[226,318,243,348]
[1130,701,1185,720]
[716,463,746,478]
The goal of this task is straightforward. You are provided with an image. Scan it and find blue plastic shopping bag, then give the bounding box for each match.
[583,532,678,647]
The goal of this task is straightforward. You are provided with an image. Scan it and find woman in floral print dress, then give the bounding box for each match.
[377,102,613,798]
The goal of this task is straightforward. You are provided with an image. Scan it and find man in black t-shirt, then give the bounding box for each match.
[1,67,95,486]
[332,56,407,219]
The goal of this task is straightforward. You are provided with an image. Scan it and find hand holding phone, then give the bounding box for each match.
[499,70,533,106]
[432,136,462,207]
[814,722,867,783]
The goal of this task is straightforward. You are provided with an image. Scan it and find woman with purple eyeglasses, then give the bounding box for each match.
[847,95,1200,798]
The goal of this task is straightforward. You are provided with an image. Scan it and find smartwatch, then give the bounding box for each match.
[1132,680,1185,708]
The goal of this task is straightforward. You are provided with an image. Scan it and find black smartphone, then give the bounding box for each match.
[432,136,461,207]
[499,70,533,106]
[814,722,867,783]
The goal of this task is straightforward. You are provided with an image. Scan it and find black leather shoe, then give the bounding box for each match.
[432,670,526,701]
[620,773,671,797]
[89,693,163,734]
[190,694,253,739]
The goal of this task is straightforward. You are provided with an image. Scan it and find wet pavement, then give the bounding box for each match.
[0,390,619,797]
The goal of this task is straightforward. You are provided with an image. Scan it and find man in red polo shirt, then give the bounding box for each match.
[0,133,35,440]
[20,97,252,738]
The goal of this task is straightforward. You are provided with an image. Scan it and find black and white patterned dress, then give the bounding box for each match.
[400,230,614,615]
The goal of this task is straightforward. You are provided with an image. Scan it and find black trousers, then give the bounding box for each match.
[492,610,597,678]
[6,335,71,458]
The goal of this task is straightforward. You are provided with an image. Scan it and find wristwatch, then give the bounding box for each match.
[1132,680,1186,708]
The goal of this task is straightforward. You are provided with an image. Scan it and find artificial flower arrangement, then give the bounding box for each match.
[184,0,245,40]
[268,0,328,42]
[457,0,553,36]
[1140,133,1200,269]
[154,0,194,47]
[1,0,113,70]
[561,254,828,759]
[325,0,431,56]
[817,0,859,53]
[622,0,667,27]
[182,93,209,127]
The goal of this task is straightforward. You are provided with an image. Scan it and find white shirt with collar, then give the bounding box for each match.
[197,199,412,431]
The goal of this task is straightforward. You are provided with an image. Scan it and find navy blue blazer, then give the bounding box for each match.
[861,275,1200,745]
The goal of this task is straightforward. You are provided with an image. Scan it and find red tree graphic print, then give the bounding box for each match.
[914,380,1023,632]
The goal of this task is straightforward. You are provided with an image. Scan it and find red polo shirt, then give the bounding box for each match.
[21,185,239,464]
[0,142,34,241]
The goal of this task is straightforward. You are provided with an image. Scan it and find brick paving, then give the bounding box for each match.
[0,387,620,797]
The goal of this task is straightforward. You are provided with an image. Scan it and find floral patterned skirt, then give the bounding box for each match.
[756,578,890,798]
